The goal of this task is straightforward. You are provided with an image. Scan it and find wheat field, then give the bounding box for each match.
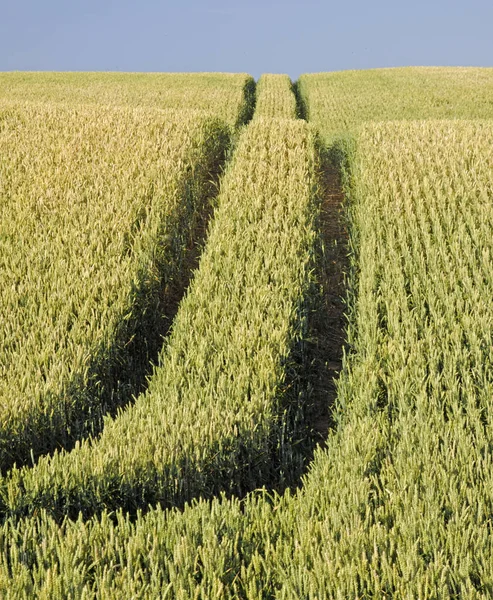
[0,67,492,598]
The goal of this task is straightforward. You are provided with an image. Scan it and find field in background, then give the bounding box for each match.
[0,67,493,597]
[298,66,493,143]
[0,72,255,127]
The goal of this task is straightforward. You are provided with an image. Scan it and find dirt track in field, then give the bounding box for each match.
[309,163,348,448]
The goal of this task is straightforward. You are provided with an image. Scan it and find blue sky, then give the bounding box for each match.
[1,0,492,79]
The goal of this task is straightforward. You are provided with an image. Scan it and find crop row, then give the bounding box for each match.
[253,74,298,120]
[0,103,230,471]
